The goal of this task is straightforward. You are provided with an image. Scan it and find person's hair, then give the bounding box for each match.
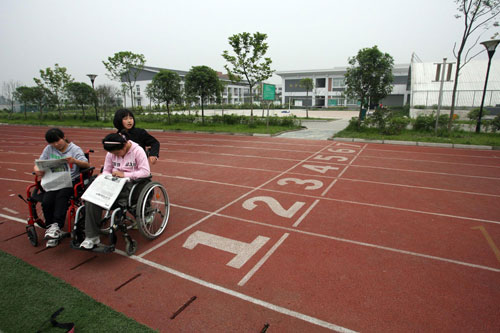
[45,128,68,144]
[113,108,135,131]
[102,131,129,152]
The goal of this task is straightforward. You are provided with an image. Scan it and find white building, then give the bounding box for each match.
[276,64,410,108]
[410,59,500,108]
[277,58,500,109]
[123,65,280,108]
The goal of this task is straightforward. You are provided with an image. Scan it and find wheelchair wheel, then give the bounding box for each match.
[136,182,169,240]
[72,205,86,245]
[26,225,38,247]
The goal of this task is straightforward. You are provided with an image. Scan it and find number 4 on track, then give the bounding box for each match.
[302,164,339,174]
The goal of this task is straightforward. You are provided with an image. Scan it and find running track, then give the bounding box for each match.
[0,124,499,332]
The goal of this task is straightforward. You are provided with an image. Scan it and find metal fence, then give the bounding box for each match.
[411,90,500,108]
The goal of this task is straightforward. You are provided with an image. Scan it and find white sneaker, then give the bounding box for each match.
[44,223,62,239]
[80,236,100,249]
[46,239,59,248]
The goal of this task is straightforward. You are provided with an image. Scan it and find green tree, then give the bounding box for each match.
[149,70,182,124]
[222,32,274,122]
[184,65,221,124]
[2,80,22,119]
[344,45,394,124]
[33,64,73,119]
[103,51,145,108]
[299,78,314,118]
[65,82,96,119]
[13,86,33,120]
[448,0,500,131]
[96,84,120,120]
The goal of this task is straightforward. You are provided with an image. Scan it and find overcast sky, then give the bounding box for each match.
[1,0,498,88]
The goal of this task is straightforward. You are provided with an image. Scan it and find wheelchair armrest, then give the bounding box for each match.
[80,167,95,174]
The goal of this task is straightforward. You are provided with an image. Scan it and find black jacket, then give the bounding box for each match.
[126,127,160,158]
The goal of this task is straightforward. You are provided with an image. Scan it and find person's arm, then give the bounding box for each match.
[34,146,50,176]
[140,129,160,158]
[102,153,114,175]
[65,147,90,169]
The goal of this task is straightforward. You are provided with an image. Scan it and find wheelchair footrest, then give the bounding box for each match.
[70,241,115,253]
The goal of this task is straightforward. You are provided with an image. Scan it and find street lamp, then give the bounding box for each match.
[86,74,98,120]
[476,39,500,133]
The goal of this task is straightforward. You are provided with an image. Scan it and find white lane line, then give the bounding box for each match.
[351,164,500,180]
[123,251,357,332]
[0,213,26,223]
[293,200,320,227]
[341,177,500,198]
[138,142,335,258]
[321,144,367,196]
[7,168,17,172]
[238,233,290,286]
[359,154,500,169]
[2,208,18,215]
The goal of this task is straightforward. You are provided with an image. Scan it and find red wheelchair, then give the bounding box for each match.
[18,150,95,247]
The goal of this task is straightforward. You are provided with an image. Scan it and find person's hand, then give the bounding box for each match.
[34,170,45,177]
[65,156,75,165]
[149,156,158,165]
[112,170,125,178]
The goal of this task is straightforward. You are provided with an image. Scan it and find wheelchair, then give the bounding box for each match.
[70,176,170,256]
[18,150,95,247]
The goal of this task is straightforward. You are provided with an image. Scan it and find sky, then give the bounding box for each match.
[1,0,498,88]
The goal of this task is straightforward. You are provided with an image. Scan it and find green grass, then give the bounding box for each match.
[0,114,301,135]
[334,127,500,146]
[0,250,156,332]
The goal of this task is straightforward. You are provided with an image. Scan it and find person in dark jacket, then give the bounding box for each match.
[113,108,160,165]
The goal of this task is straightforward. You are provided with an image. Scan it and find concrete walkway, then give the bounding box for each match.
[276,110,358,140]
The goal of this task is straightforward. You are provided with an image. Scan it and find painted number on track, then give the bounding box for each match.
[243,196,305,218]
[183,230,270,269]
[302,164,339,174]
[313,155,349,162]
[277,178,323,190]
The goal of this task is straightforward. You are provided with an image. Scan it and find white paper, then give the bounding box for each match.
[81,174,129,210]
[35,159,72,192]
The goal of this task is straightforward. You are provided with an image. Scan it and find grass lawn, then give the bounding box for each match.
[0,250,155,332]
[0,113,302,135]
[334,128,500,146]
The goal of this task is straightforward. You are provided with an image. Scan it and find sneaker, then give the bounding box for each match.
[46,239,59,248]
[44,223,62,239]
[80,236,100,249]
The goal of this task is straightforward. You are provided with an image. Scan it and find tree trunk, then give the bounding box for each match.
[201,97,205,124]
[448,56,462,132]
[250,87,254,124]
[167,102,171,125]
[129,86,135,108]
[81,105,85,120]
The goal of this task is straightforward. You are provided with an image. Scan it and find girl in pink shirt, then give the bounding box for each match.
[80,132,150,249]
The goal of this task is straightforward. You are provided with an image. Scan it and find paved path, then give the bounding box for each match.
[276,119,350,140]
[276,110,358,140]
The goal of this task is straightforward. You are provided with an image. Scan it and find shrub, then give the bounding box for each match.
[467,108,489,121]
[491,115,500,133]
[383,117,410,135]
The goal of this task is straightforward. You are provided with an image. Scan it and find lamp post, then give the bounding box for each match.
[86,74,98,120]
[476,39,500,133]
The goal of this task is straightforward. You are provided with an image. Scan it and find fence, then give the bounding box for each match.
[411,90,500,108]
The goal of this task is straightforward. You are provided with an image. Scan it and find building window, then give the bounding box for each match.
[316,78,326,88]
[136,85,141,96]
[332,78,345,87]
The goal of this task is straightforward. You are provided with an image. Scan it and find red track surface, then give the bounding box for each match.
[1,124,499,332]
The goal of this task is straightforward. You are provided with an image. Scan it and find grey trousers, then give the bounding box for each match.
[84,183,131,238]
